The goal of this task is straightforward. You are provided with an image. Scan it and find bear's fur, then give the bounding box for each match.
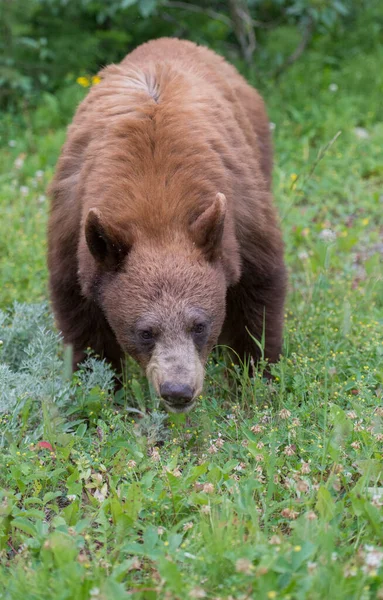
[48,38,286,412]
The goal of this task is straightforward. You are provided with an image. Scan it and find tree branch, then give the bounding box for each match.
[275,16,314,78]
[161,1,232,26]
[228,0,256,65]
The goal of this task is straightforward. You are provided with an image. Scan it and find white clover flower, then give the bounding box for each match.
[329,83,338,92]
[353,127,369,140]
[298,250,309,261]
[14,157,24,169]
[319,228,336,242]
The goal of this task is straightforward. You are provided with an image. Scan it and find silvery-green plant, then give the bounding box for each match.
[0,303,121,446]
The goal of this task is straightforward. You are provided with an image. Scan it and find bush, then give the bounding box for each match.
[1,0,377,111]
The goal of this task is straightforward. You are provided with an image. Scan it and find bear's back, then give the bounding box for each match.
[50,38,274,259]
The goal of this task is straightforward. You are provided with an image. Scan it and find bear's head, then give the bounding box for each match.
[79,193,240,413]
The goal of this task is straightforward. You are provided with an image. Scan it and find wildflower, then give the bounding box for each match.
[307,561,317,573]
[14,154,25,169]
[92,75,101,85]
[351,441,361,450]
[235,558,253,574]
[284,445,296,456]
[128,557,141,570]
[215,437,224,448]
[347,411,357,420]
[234,462,247,471]
[254,454,264,463]
[150,447,160,461]
[183,521,193,531]
[157,526,165,535]
[257,441,264,449]
[35,169,44,179]
[67,494,77,502]
[94,483,108,503]
[173,468,182,477]
[353,127,369,140]
[294,545,302,552]
[305,511,317,521]
[90,588,100,597]
[77,76,90,87]
[279,408,291,419]
[203,483,214,494]
[374,433,383,442]
[292,418,301,427]
[201,505,211,514]
[329,83,338,92]
[208,444,219,454]
[296,479,309,493]
[374,407,383,417]
[251,424,263,434]
[267,591,277,599]
[8,140,16,147]
[38,194,46,203]
[269,535,281,545]
[20,186,29,197]
[344,564,358,578]
[298,250,309,261]
[242,439,249,448]
[127,460,136,469]
[319,228,336,242]
[281,508,299,519]
[269,122,276,131]
[361,546,383,574]
[301,462,311,474]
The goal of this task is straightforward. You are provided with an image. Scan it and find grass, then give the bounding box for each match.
[0,22,383,600]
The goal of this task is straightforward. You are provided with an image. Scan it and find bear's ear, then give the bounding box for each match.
[190,193,226,260]
[85,208,131,269]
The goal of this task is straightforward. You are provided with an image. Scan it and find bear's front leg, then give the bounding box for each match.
[220,260,287,370]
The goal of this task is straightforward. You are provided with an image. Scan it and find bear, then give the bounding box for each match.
[48,38,286,413]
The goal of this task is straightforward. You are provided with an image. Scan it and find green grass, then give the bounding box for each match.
[0,28,383,600]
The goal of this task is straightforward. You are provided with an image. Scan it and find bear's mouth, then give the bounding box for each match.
[163,398,196,414]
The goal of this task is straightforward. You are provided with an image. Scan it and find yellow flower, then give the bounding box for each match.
[290,173,298,182]
[76,76,90,87]
[294,545,302,552]
[268,592,277,599]
[92,75,101,85]
[362,218,369,226]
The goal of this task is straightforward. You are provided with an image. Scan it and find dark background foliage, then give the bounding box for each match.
[1,0,381,112]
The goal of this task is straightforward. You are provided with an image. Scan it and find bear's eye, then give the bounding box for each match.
[140,329,154,342]
[192,323,206,335]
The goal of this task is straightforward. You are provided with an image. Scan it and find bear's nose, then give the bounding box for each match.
[160,382,194,405]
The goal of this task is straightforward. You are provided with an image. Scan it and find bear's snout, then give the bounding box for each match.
[145,339,205,413]
[160,382,194,409]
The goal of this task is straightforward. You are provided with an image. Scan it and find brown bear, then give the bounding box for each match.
[48,38,286,413]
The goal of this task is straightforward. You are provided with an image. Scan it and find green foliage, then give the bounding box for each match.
[1,6,383,598]
[2,0,380,110]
